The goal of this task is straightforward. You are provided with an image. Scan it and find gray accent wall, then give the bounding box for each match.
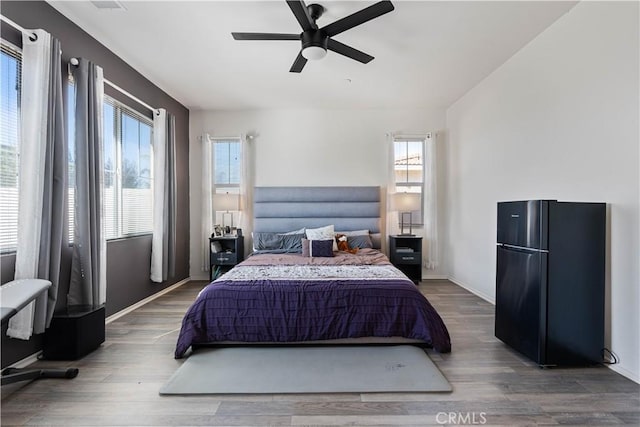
[1,1,190,367]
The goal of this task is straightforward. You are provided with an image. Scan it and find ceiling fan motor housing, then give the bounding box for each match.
[302,2,327,53]
[301,30,328,50]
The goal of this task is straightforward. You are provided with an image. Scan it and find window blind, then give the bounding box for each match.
[0,42,21,252]
[104,96,153,239]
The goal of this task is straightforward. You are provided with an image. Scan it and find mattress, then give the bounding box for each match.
[175,249,451,358]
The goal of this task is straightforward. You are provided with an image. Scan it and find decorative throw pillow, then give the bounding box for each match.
[252,231,304,252]
[347,234,373,249]
[305,225,337,251]
[252,232,281,251]
[335,234,358,254]
[301,238,334,257]
[278,232,304,252]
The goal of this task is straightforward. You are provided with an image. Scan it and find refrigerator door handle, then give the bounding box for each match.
[497,243,549,253]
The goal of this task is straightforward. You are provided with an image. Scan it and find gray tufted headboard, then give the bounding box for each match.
[253,186,382,248]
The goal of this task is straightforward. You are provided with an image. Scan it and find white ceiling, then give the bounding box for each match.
[47,1,577,111]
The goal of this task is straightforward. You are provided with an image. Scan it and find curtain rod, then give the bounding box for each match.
[209,135,243,141]
[69,58,156,112]
[388,133,432,140]
[0,14,36,40]
[104,78,156,113]
[2,15,158,114]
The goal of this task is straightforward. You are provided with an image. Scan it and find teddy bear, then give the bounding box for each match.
[336,234,358,254]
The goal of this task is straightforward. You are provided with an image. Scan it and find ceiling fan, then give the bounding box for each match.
[231,0,395,73]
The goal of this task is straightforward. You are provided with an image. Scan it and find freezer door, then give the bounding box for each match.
[495,245,547,364]
[497,200,548,250]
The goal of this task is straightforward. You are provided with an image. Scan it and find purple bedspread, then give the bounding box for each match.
[175,251,451,358]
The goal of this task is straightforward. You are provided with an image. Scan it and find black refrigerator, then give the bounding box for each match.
[495,200,605,366]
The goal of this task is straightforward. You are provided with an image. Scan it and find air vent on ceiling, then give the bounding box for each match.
[90,1,127,11]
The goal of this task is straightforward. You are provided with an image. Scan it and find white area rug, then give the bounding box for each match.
[160,345,452,395]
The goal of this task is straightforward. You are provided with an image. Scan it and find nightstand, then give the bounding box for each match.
[209,235,244,281]
[389,235,423,284]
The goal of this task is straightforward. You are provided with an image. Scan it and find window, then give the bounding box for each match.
[1,45,153,252]
[67,91,153,241]
[67,81,75,242]
[214,139,240,187]
[0,41,21,253]
[103,98,153,239]
[393,136,425,225]
[212,138,241,226]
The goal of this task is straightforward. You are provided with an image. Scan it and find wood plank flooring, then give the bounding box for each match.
[2,280,638,426]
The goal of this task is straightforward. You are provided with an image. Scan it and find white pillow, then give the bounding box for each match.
[306,225,337,251]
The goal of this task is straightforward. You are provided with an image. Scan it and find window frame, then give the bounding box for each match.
[68,85,154,242]
[102,95,154,240]
[211,137,242,227]
[393,136,427,227]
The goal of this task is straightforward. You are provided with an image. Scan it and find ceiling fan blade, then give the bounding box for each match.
[289,51,308,73]
[322,1,395,37]
[232,32,300,41]
[286,0,317,31]
[327,39,374,64]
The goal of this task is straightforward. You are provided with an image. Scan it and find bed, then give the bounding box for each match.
[175,186,451,358]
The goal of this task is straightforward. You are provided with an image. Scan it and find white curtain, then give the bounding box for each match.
[201,134,214,272]
[8,30,53,340]
[423,133,439,270]
[385,133,400,242]
[151,109,177,283]
[151,109,167,282]
[239,135,253,256]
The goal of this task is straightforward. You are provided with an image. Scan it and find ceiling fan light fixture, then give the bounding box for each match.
[302,46,327,60]
[301,29,328,60]
[231,1,395,72]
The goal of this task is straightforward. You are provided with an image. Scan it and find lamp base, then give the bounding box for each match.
[222,211,234,232]
[399,212,416,236]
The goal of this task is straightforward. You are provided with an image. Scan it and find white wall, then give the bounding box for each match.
[446,1,639,382]
[190,108,448,281]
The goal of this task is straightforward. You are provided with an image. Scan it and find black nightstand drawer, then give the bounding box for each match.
[212,252,237,265]
[389,235,423,284]
[391,252,422,264]
[209,236,245,281]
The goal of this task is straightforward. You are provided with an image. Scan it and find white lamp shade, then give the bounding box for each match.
[213,192,239,211]
[392,192,421,212]
[302,46,327,60]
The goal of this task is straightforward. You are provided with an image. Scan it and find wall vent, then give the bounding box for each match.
[90,1,127,11]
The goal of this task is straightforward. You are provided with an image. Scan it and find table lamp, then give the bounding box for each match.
[392,192,421,236]
[214,192,239,233]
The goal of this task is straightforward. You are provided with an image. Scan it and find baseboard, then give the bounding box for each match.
[607,360,640,384]
[447,277,639,384]
[5,351,41,369]
[5,278,191,370]
[447,275,495,304]
[105,277,191,324]
[422,275,448,280]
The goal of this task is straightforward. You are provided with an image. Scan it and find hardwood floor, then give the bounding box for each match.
[2,279,638,426]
